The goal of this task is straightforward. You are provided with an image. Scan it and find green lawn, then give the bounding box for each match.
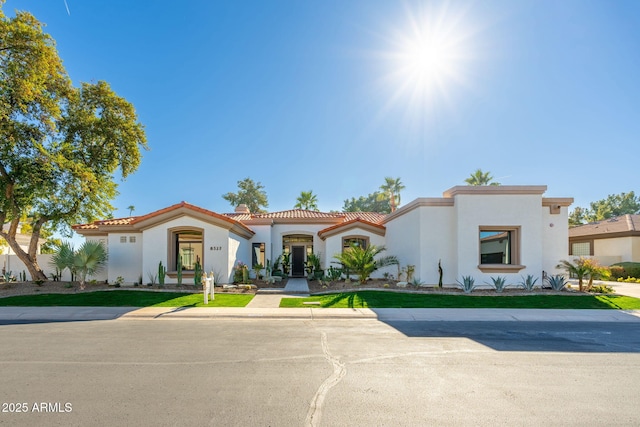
[0,291,253,308]
[280,291,640,310]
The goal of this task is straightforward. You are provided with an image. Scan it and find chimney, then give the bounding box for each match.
[235,204,250,214]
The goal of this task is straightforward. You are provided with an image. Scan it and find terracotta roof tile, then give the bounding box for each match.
[251,209,345,219]
[74,205,387,232]
[72,217,136,230]
[343,212,386,224]
[318,218,386,238]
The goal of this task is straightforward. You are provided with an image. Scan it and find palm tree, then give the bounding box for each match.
[465,169,501,186]
[127,205,135,216]
[74,241,108,290]
[294,191,319,211]
[557,258,590,292]
[50,241,76,281]
[333,244,399,283]
[378,177,405,212]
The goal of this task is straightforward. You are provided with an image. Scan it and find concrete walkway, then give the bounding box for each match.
[245,278,310,308]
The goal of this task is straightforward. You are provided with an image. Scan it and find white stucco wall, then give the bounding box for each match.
[541,205,570,276]
[418,206,456,284]
[595,237,636,263]
[2,254,75,281]
[385,208,423,281]
[106,233,142,284]
[454,194,544,285]
[228,232,250,283]
[633,237,640,262]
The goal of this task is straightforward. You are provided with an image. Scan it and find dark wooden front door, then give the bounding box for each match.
[291,246,305,277]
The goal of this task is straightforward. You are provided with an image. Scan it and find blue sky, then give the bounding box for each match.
[5,0,640,219]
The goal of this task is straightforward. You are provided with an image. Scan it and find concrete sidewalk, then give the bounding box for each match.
[1,306,639,322]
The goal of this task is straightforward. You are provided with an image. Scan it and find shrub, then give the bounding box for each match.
[589,284,614,294]
[609,266,625,279]
[233,261,248,284]
[611,262,640,279]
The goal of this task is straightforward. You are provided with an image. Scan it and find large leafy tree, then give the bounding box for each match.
[378,177,405,212]
[569,191,640,226]
[294,190,319,211]
[464,169,500,186]
[342,192,391,213]
[0,6,147,280]
[222,177,268,213]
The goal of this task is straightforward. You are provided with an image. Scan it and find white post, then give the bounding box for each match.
[203,275,209,305]
[209,272,215,300]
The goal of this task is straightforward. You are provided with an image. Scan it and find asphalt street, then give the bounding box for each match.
[0,318,639,426]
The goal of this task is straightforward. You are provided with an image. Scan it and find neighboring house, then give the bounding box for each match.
[72,185,572,286]
[1,224,46,277]
[568,214,640,265]
[0,224,46,256]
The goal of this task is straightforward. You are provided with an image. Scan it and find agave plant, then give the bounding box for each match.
[456,275,477,294]
[519,274,539,291]
[411,277,425,288]
[73,241,108,290]
[546,274,568,291]
[488,276,507,293]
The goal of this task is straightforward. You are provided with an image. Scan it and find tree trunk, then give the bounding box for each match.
[0,218,48,282]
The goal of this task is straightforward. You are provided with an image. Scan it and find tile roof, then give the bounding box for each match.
[569,214,640,238]
[318,217,386,239]
[74,205,387,232]
[252,209,345,219]
[222,209,386,224]
[72,217,136,230]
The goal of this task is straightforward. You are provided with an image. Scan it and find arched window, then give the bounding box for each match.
[170,229,203,271]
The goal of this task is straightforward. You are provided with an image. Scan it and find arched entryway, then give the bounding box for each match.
[282,234,313,277]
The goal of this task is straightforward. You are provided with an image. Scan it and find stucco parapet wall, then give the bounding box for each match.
[382,198,454,224]
[541,198,574,207]
[442,185,548,197]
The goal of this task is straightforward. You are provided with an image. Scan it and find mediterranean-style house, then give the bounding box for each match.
[569,214,640,265]
[71,185,573,286]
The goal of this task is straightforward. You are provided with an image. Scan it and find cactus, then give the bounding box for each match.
[438,259,443,288]
[176,255,183,285]
[194,259,203,286]
[20,270,26,282]
[242,264,249,284]
[158,261,166,285]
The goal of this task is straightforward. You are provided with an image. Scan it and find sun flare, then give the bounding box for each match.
[379,3,476,113]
